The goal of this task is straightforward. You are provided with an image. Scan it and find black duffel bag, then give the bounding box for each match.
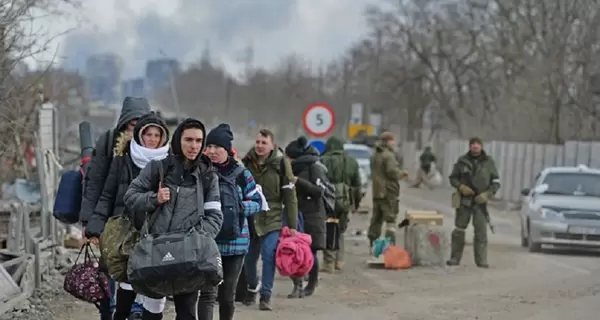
[127,175,223,298]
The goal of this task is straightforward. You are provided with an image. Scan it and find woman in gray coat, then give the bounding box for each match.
[124,118,223,320]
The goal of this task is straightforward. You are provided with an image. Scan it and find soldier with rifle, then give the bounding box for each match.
[447,137,501,268]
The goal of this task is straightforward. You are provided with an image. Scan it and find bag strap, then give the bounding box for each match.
[194,170,206,230]
[141,161,165,235]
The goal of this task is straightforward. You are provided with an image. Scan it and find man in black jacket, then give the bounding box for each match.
[79,96,150,320]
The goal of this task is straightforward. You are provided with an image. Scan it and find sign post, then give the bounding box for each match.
[303,104,335,137]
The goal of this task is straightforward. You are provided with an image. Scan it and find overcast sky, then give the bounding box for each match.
[31,0,376,79]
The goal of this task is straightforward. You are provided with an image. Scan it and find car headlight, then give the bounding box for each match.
[538,208,564,219]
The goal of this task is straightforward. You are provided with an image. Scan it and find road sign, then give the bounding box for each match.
[303,104,335,137]
[348,124,375,138]
[350,103,363,124]
[309,140,326,155]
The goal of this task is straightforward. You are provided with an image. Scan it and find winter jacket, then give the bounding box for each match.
[123,118,223,237]
[80,97,150,226]
[215,162,263,256]
[84,132,141,237]
[321,136,362,211]
[84,113,170,238]
[449,150,501,207]
[371,141,404,200]
[276,227,314,277]
[242,148,298,237]
[290,146,328,250]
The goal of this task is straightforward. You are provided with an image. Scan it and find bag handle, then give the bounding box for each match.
[141,161,165,236]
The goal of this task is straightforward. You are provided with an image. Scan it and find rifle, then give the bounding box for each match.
[463,173,495,234]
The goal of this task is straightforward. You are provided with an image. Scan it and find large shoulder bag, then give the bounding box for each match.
[99,163,148,282]
[128,170,223,299]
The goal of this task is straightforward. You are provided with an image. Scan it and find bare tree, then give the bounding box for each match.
[0,0,78,184]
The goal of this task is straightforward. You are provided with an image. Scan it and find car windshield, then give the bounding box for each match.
[541,172,600,197]
[345,148,371,160]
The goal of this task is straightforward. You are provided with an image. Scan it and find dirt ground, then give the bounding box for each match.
[3,183,600,319]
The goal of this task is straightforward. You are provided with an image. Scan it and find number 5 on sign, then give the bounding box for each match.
[303,104,335,137]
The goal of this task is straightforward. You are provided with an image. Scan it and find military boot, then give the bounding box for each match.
[320,262,334,273]
[474,241,489,268]
[287,277,305,299]
[334,260,344,271]
[446,229,466,266]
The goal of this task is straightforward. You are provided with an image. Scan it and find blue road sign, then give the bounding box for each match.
[309,140,326,155]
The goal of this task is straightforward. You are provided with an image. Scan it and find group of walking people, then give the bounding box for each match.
[79,96,363,320]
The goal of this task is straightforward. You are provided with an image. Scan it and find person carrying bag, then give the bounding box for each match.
[123,118,224,320]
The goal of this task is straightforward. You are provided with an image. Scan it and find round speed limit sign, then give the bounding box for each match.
[303,104,335,137]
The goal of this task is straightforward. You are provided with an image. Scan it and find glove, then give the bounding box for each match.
[474,191,489,204]
[458,184,475,196]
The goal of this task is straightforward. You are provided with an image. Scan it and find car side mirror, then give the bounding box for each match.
[520,188,530,196]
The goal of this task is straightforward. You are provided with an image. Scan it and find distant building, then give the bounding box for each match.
[85,53,123,105]
[122,77,145,98]
[145,59,180,93]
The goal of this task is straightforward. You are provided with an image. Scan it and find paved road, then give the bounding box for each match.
[7,184,600,319]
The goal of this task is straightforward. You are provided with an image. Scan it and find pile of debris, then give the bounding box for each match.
[0,247,80,319]
[0,251,35,315]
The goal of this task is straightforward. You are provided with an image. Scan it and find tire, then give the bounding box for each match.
[527,222,542,253]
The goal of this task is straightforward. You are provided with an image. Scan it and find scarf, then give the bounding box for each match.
[130,139,169,169]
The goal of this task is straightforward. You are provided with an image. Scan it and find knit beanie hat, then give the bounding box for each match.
[285,136,310,159]
[206,123,234,154]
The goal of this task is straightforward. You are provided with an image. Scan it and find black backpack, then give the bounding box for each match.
[215,167,246,240]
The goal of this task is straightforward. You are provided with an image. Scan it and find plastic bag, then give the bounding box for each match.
[425,163,443,187]
[383,245,412,270]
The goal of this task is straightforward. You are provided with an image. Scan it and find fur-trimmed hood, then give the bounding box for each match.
[113,131,133,157]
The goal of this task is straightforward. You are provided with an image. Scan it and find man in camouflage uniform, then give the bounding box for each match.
[447,137,501,268]
[320,136,362,273]
[368,132,408,249]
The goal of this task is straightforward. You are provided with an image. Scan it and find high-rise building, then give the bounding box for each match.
[145,59,180,93]
[85,53,123,105]
[122,77,145,98]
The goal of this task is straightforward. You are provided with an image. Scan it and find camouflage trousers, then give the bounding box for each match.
[368,199,399,244]
[450,204,488,265]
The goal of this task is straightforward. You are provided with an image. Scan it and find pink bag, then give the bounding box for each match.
[63,243,111,306]
[276,227,314,277]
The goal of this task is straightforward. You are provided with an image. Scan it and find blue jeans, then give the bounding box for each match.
[244,230,280,296]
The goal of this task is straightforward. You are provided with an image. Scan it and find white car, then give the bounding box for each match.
[519,165,600,252]
[344,143,372,199]
[343,143,372,180]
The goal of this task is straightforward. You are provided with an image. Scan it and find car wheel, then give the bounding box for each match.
[520,222,528,247]
[527,222,542,253]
